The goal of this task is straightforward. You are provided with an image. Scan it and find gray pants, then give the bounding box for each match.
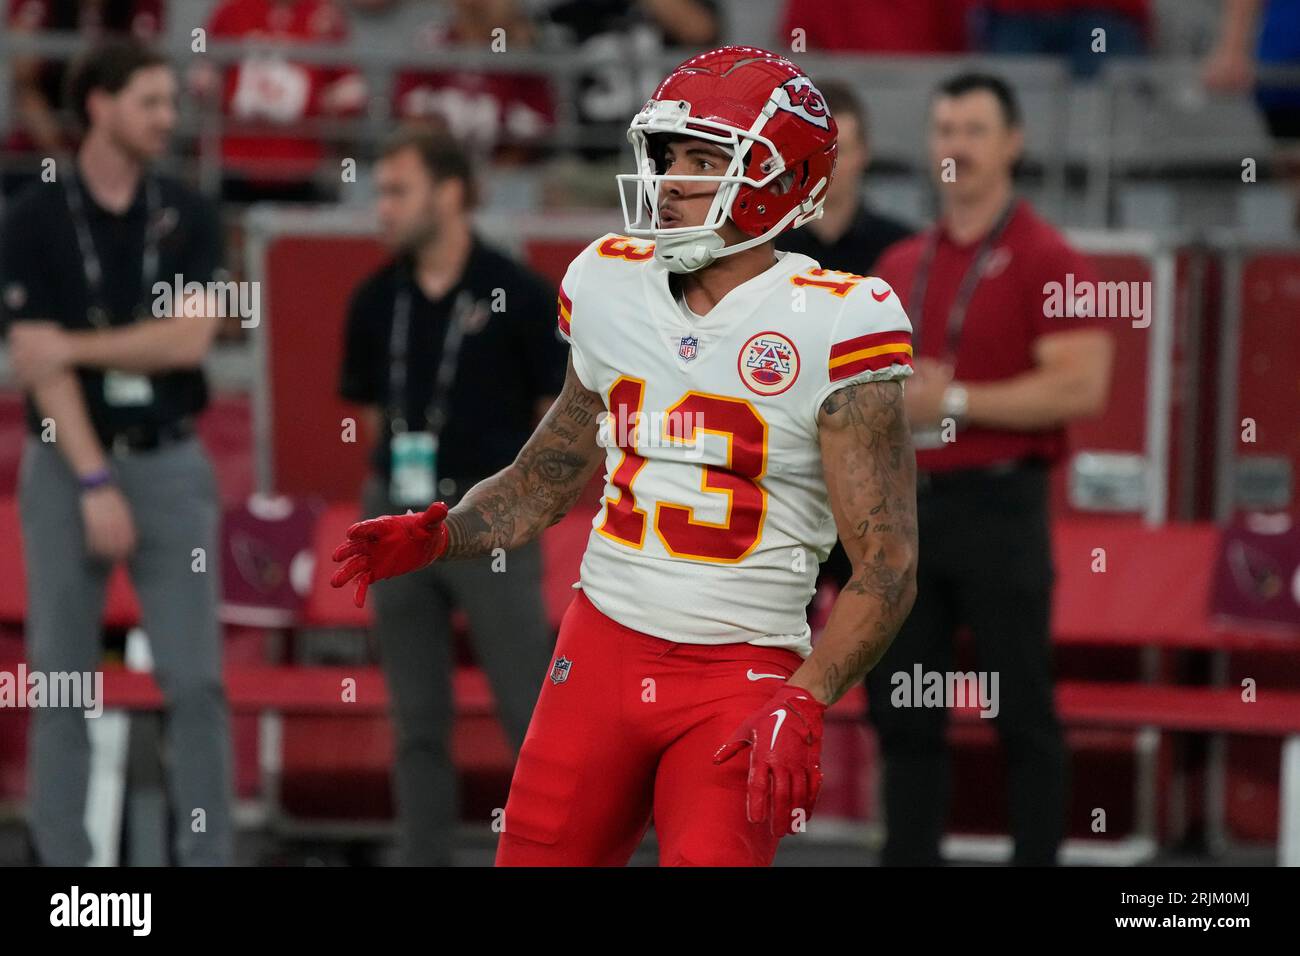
[362,479,553,866]
[19,436,232,866]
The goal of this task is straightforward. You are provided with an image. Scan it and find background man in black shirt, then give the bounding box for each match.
[0,39,231,865]
[778,81,913,596]
[777,80,912,279]
[339,128,564,866]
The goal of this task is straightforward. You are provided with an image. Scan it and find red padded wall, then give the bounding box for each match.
[263,235,390,501]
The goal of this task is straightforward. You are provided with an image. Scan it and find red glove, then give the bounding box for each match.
[714,684,826,836]
[330,501,449,608]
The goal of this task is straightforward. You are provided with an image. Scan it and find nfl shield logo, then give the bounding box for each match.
[549,656,573,685]
[678,335,698,361]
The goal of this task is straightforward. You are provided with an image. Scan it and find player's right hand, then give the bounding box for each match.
[330,501,449,608]
[714,683,826,837]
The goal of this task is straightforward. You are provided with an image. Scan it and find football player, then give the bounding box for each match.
[331,45,918,866]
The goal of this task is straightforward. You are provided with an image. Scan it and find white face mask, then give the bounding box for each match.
[615,99,828,273]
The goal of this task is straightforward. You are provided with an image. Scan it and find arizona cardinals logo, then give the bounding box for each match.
[776,77,830,130]
[1227,541,1284,600]
[231,532,287,594]
[738,331,801,396]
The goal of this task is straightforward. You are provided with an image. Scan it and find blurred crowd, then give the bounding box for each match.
[11,0,722,199]
[2,0,1298,203]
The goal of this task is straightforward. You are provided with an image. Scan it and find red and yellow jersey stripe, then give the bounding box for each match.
[828,330,913,382]
[557,285,573,337]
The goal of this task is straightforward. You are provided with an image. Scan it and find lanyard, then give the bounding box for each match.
[62,169,161,329]
[908,198,1017,362]
[387,276,473,437]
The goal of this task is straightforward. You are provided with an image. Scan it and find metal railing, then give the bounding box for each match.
[2,31,1298,227]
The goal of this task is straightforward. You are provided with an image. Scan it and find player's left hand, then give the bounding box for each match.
[714,683,826,837]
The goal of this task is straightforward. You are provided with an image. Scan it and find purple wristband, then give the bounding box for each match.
[78,468,115,492]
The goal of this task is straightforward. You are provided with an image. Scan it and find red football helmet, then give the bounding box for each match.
[617,45,839,273]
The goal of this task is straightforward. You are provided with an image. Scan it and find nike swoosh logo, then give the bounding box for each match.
[871,287,891,302]
[746,669,785,681]
[769,708,787,749]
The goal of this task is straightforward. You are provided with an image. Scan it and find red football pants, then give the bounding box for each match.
[495,590,805,866]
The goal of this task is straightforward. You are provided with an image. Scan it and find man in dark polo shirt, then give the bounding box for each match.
[869,73,1114,866]
[339,128,564,866]
[0,40,231,865]
[777,80,911,276]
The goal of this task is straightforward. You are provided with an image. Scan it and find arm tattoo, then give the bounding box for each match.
[816,380,919,703]
[443,359,604,559]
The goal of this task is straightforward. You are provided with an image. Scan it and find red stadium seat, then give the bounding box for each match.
[1050,518,1300,653]
[87,664,511,824]
[1050,519,1221,647]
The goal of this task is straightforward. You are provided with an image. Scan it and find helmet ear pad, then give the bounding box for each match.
[731,139,838,237]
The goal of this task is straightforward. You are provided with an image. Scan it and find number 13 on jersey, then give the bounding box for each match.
[597,377,769,563]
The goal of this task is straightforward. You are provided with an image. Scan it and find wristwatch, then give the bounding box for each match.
[940,383,969,426]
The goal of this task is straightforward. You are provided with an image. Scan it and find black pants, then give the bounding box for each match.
[362,479,553,865]
[865,461,1067,866]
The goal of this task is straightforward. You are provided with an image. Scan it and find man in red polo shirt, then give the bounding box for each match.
[870,72,1113,866]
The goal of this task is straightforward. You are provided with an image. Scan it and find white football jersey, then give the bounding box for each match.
[557,233,913,656]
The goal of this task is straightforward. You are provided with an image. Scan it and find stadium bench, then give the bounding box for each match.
[83,665,518,722]
[8,492,1300,860]
[86,668,1300,864]
[1049,518,1300,856]
[821,519,1300,861]
[834,681,1300,865]
[1057,682,1300,866]
[1049,519,1300,651]
[88,663,506,839]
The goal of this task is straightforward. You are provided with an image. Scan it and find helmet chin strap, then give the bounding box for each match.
[654,229,726,273]
[652,198,818,274]
[646,150,831,274]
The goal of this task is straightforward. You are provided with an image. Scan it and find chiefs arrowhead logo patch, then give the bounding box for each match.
[775,76,831,130]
